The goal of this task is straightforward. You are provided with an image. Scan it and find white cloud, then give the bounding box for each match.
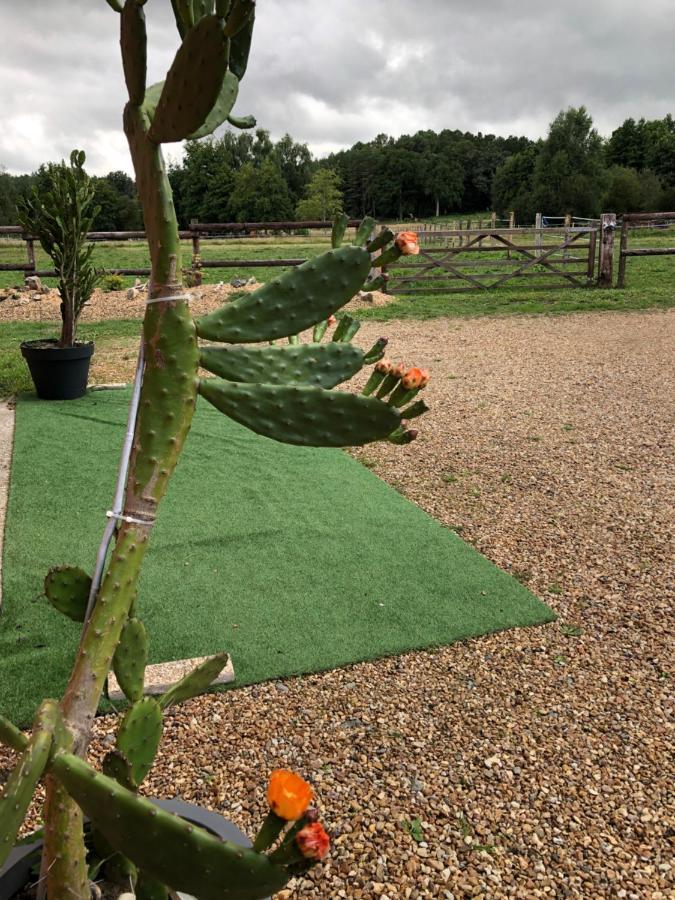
[0,0,674,175]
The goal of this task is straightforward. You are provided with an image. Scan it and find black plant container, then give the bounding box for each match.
[0,797,266,899]
[20,339,94,401]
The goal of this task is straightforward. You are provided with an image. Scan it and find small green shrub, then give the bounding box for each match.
[100,273,125,292]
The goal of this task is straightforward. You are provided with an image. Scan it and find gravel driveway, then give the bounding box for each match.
[2,309,673,898]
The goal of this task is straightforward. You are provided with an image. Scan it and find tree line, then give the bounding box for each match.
[1,107,675,230]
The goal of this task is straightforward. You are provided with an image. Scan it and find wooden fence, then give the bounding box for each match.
[617,211,675,288]
[7,211,667,292]
[383,226,599,294]
[0,220,362,282]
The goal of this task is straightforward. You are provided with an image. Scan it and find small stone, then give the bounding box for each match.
[24,275,41,291]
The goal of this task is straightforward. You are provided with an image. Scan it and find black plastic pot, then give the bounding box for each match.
[20,339,94,401]
[0,798,265,899]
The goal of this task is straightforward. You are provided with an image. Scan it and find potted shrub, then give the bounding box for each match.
[17,150,100,400]
[0,1,428,897]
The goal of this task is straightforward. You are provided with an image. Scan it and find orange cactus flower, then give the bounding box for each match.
[392,362,406,380]
[375,358,392,374]
[327,315,337,326]
[395,231,420,256]
[401,367,424,390]
[418,369,431,388]
[267,770,313,821]
[296,822,331,861]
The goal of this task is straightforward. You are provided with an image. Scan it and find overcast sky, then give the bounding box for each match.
[1,0,674,176]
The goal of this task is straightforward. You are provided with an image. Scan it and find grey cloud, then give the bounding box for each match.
[1,0,674,175]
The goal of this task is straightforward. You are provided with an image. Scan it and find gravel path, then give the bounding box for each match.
[1,309,673,899]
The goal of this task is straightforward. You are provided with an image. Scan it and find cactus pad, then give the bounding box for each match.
[200,342,365,389]
[116,698,163,786]
[195,246,372,343]
[112,617,148,703]
[121,0,147,105]
[44,565,91,622]
[141,79,164,120]
[227,112,256,129]
[188,70,240,140]
[354,216,377,247]
[170,1,189,36]
[136,873,170,900]
[52,753,290,900]
[0,700,57,868]
[159,652,230,709]
[130,300,199,502]
[331,213,350,249]
[194,0,217,20]
[198,379,401,447]
[102,749,138,792]
[0,715,28,753]
[148,15,229,144]
[228,2,255,78]
[366,228,395,253]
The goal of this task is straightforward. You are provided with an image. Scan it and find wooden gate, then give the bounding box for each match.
[384,226,598,294]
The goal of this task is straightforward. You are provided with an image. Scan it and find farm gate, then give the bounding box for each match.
[383,226,598,294]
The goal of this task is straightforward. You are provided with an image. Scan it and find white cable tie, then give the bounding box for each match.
[106,510,156,526]
[145,293,192,305]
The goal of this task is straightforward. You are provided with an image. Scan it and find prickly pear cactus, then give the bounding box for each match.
[0,3,432,899]
[196,223,427,448]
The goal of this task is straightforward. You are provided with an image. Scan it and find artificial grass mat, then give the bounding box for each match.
[1,389,555,724]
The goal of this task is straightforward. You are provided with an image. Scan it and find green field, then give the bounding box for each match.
[1,226,673,397]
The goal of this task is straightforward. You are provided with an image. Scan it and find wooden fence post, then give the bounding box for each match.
[26,237,36,276]
[587,228,598,284]
[507,211,515,258]
[563,212,571,260]
[190,218,202,286]
[535,212,543,257]
[368,224,383,281]
[598,213,616,287]
[617,216,629,288]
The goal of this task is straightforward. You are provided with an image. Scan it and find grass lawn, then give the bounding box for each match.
[1,389,555,725]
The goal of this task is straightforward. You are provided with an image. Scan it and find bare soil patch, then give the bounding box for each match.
[2,309,673,899]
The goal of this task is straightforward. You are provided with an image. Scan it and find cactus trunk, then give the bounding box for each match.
[40,97,199,900]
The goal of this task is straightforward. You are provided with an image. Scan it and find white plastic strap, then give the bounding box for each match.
[106,510,156,527]
[145,293,191,305]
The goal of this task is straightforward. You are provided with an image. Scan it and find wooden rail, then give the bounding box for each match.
[617,211,675,288]
[0,220,352,285]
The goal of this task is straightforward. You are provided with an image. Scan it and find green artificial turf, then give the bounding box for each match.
[1,390,555,725]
